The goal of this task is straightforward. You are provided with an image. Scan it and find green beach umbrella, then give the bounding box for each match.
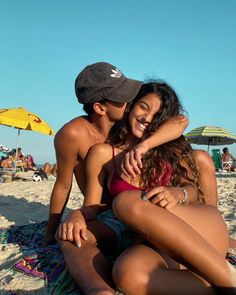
[185,125,236,151]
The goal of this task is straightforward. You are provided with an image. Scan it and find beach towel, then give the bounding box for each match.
[0,221,79,294]
[0,221,235,294]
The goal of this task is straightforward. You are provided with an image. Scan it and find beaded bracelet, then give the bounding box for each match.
[178,188,189,205]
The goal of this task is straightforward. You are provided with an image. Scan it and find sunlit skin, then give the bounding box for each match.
[129,93,162,139]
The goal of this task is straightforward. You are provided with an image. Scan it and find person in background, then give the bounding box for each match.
[221,147,236,172]
[26,154,36,170]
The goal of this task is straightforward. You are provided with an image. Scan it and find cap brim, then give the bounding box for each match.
[108,78,143,103]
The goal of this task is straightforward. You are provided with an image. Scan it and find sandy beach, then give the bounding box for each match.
[0,171,235,293]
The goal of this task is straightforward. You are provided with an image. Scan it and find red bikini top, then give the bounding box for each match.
[109,146,140,198]
[108,145,173,198]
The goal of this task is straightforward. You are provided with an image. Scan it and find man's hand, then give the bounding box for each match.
[143,186,183,210]
[121,142,149,177]
[58,209,88,247]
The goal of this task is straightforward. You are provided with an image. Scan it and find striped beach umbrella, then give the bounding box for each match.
[185,125,236,151]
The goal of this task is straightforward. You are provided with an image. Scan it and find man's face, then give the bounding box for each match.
[104,101,128,122]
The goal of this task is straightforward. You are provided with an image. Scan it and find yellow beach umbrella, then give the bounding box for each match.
[0,107,55,161]
[0,107,55,135]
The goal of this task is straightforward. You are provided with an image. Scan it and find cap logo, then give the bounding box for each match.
[110,68,122,78]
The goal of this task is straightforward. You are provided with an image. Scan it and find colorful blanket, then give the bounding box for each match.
[0,221,79,294]
[0,221,235,294]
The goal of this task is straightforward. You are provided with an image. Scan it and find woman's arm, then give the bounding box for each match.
[82,143,110,219]
[144,156,199,210]
[58,143,110,245]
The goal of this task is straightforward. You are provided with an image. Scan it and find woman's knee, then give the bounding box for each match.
[113,253,147,294]
[113,191,142,222]
[113,245,167,294]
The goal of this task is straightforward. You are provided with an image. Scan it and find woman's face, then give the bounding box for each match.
[129,93,162,138]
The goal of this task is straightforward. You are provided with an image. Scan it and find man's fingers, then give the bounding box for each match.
[128,151,141,174]
[122,155,136,177]
[121,162,131,178]
[133,149,143,168]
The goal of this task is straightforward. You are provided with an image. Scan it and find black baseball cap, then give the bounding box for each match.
[75,62,143,104]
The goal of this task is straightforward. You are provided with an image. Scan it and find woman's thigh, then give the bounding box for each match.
[113,244,216,295]
[169,204,228,255]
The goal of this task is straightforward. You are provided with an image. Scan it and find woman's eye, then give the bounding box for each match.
[139,103,148,110]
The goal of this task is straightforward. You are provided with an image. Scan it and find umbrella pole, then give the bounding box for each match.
[15,129,21,163]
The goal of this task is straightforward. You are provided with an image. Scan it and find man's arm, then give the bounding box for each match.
[44,126,81,245]
[122,115,189,177]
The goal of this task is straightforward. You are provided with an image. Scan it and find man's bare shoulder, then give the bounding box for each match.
[55,116,91,142]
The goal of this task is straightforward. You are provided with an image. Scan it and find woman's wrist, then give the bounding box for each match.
[178,185,197,205]
[178,188,189,205]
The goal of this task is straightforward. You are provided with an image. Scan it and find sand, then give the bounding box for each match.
[0,171,235,293]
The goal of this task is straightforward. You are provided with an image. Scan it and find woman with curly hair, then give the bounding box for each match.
[110,81,234,294]
[58,81,234,294]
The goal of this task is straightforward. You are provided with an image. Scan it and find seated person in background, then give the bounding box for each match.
[0,156,13,168]
[0,148,24,169]
[42,162,58,180]
[221,147,236,171]
[51,163,58,177]
[25,154,36,170]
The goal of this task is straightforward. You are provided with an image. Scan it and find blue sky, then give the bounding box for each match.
[0,0,236,164]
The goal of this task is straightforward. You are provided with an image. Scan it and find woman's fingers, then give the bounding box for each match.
[58,220,87,248]
[73,222,82,248]
[144,187,177,209]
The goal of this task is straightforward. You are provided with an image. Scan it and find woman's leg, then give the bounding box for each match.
[194,149,236,249]
[113,244,217,295]
[193,149,217,206]
[113,192,235,288]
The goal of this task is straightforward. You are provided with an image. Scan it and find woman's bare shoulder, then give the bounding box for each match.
[89,143,112,158]
[85,143,113,169]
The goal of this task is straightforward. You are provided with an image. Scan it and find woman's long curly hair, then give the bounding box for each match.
[108,80,203,202]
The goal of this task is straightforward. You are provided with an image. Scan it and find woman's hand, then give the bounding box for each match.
[121,142,149,177]
[58,209,88,247]
[143,186,183,210]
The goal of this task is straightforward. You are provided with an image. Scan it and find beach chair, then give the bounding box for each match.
[211,149,223,171]
[222,159,235,171]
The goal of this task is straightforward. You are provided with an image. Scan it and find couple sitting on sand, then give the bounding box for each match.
[44,62,235,294]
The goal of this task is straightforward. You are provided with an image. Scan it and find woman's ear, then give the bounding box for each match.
[93,102,107,116]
